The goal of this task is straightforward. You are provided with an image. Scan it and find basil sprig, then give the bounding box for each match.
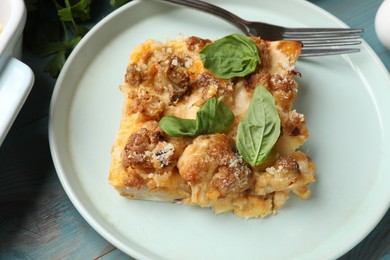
[159,96,234,137]
[236,86,280,167]
[199,34,261,79]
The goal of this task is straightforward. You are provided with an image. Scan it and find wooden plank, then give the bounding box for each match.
[0,117,117,259]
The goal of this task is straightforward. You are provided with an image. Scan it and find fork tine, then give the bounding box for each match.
[297,29,363,56]
[284,35,362,41]
[300,48,360,57]
[284,28,363,35]
[303,40,362,48]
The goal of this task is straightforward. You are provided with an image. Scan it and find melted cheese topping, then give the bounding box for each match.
[109,35,315,218]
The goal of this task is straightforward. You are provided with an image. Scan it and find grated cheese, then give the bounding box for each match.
[152,142,175,167]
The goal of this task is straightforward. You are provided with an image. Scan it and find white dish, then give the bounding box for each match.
[49,0,390,259]
[0,0,34,145]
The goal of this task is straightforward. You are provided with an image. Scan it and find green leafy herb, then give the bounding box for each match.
[199,34,261,79]
[110,0,130,8]
[158,117,197,137]
[24,0,132,77]
[159,96,234,137]
[236,86,280,166]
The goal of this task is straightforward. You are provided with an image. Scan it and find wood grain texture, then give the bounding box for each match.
[0,119,118,259]
[0,0,389,259]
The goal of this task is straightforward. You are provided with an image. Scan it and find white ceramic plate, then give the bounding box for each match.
[49,0,390,259]
[0,0,34,145]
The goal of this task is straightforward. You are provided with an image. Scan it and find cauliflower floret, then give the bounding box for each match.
[254,151,315,200]
[177,134,252,207]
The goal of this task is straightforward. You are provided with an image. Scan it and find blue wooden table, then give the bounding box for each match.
[1,0,389,259]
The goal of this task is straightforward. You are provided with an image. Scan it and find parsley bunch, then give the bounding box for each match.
[24,0,130,77]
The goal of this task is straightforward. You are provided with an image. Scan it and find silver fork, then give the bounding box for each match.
[154,0,363,57]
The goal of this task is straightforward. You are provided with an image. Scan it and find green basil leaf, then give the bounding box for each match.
[199,34,261,79]
[196,96,235,134]
[158,116,197,137]
[159,97,234,137]
[236,86,280,166]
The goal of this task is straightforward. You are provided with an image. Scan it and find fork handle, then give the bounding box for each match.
[154,0,251,34]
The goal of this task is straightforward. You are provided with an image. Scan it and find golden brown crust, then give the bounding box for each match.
[109,35,315,218]
[177,134,252,204]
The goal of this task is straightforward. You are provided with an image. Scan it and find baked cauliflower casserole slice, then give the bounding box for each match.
[109,34,315,219]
